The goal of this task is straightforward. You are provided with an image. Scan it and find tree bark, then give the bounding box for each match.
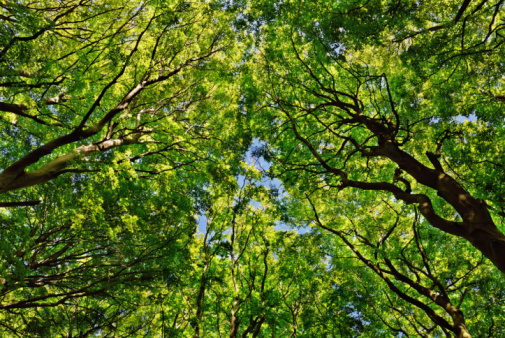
[0,133,143,193]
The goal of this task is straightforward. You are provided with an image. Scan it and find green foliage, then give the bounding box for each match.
[1,0,505,337]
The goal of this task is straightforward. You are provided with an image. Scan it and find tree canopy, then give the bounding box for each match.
[1,0,504,337]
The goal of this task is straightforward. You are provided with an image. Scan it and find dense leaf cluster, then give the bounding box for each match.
[1,0,504,337]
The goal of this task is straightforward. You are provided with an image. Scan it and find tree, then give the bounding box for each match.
[245,0,505,274]
[0,159,200,336]
[303,188,504,337]
[2,0,505,337]
[0,0,248,335]
[0,0,248,196]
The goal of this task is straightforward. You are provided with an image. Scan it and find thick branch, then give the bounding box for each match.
[0,133,144,193]
[0,200,41,207]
